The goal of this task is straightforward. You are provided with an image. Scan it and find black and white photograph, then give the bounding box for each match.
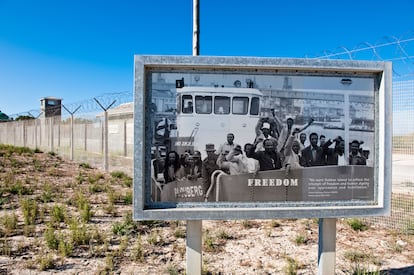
[146,68,376,204]
[133,55,391,220]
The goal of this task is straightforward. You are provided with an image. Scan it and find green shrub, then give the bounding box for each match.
[123,191,133,204]
[216,229,232,240]
[112,221,128,236]
[44,224,59,250]
[131,235,144,262]
[69,219,91,245]
[147,230,164,246]
[80,202,93,223]
[79,162,92,169]
[112,213,137,236]
[110,171,132,187]
[58,234,73,258]
[283,256,301,275]
[8,180,33,195]
[21,198,39,225]
[269,220,281,228]
[41,182,54,203]
[2,212,18,236]
[174,228,186,239]
[0,238,12,256]
[87,173,105,184]
[51,204,66,224]
[241,220,254,229]
[347,218,368,231]
[38,253,55,271]
[88,183,106,193]
[294,234,308,245]
[0,145,33,155]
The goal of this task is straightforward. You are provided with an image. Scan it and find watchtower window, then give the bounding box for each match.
[47,100,58,106]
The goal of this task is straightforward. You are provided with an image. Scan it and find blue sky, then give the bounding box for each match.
[0,0,413,116]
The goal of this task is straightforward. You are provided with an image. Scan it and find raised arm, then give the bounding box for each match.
[297,117,314,133]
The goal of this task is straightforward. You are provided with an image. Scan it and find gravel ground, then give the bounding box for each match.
[0,147,413,274]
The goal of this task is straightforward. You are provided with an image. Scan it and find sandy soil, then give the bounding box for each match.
[0,148,413,274]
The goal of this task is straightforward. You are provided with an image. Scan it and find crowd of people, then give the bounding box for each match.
[155,115,372,187]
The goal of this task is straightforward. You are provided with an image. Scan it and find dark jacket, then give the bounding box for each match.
[301,145,325,167]
[251,150,282,171]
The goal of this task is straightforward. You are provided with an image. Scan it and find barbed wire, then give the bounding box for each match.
[9,31,414,118]
[63,91,133,114]
[9,91,133,119]
[304,30,414,79]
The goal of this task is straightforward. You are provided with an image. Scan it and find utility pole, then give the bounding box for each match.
[192,0,200,56]
[187,1,202,275]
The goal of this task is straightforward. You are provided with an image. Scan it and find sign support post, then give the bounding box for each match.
[186,220,202,275]
[318,218,337,275]
[133,55,391,274]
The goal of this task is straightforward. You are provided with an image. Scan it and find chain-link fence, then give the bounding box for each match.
[374,79,414,234]
[0,92,134,176]
[306,32,414,233]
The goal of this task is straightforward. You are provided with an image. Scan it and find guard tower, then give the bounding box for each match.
[40,97,62,118]
[0,110,10,122]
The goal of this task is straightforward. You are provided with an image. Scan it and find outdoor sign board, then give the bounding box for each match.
[133,55,392,220]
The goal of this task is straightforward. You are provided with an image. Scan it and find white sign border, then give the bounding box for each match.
[133,55,392,221]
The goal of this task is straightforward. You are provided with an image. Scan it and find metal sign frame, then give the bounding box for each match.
[133,55,392,220]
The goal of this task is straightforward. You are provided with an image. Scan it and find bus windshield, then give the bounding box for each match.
[195,95,212,114]
[179,90,261,116]
[182,95,193,113]
[233,97,249,115]
[250,97,260,115]
[214,96,230,114]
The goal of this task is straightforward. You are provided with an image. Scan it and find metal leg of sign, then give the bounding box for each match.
[186,220,202,275]
[318,218,337,275]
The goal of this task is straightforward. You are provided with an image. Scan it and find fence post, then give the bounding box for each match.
[39,119,42,149]
[71,114,74,160]
[62,105,81,161]
[33,112,43,149]
[50,117,54,152]
[123,120,127,157]
[101,120,104,154]
[13,122,16,146]
[104,111,108,171]
[94,98,116,172]
[57,118,61,148]
[84,123,87,151]
[23,120,27,147]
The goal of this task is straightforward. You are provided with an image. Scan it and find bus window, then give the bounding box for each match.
[250,97,260,115]
[214,96,230,114]
[195,95,212,114]
[232,97,249,115]
[182,95,193,113]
